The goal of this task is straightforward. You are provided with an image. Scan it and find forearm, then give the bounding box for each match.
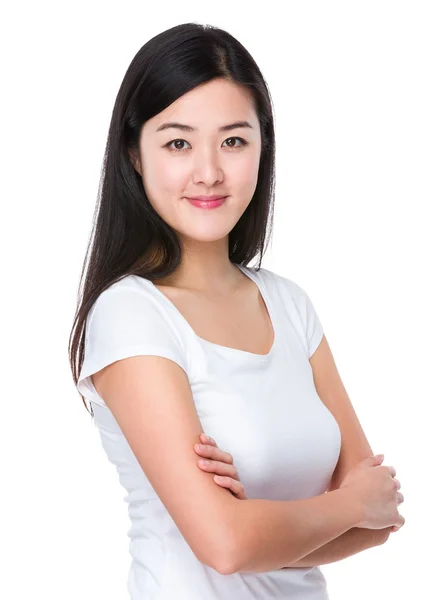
[282,526,389,568]
[229,488,364,574]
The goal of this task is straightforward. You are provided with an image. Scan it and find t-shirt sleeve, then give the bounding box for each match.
[295,285,324,359]
[77,283,189,405]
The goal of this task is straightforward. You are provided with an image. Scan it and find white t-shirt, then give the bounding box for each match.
[77,264,341,600]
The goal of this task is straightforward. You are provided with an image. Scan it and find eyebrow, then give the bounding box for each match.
[155,120,253,133]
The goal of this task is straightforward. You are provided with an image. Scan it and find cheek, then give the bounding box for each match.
[230,155,260,191]
[143,149,260,197]
[145,156,186,193]
[141,158,186,221]
[163,162,187,191]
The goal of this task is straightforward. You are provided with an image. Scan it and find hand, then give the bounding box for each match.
[339,455,405,532]
[194,433,247,499]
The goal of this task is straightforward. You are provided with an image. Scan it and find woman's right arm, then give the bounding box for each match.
[93,353,363,576]
[225,487,363,574]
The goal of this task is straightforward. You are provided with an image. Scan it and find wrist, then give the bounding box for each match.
[334,486,366,529]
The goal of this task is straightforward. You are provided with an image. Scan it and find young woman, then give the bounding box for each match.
[69,22,404,600]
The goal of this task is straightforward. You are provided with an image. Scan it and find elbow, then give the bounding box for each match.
[215,544,242,576]
[215,556,237,576]
[210,532,241,576]
[193,520,241,576]
[211,516,243,575]
[192,492,244,575]
[197,541,238,576]
[215,523,247,576]
[216,500,260,575]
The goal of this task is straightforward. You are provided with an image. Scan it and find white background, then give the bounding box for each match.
[2,1,434,598]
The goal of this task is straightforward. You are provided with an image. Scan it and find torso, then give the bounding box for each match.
[152,274,274,356]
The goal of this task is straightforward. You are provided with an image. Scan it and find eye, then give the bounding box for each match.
[165,137,248,153]
[223,137,247,149]
[166,139,190,152]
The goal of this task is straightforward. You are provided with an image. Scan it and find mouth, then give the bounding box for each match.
[186,196,228,209]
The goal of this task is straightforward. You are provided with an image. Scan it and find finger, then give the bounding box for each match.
[200,433,217,446]
[393,477,401,490]
[194,443,234,464]
[197,458,240,481]
[396,492,404,504]
[214,475,247,500]
[392,515,405,533]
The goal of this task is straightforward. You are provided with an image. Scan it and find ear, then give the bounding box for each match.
[128,148,142,176]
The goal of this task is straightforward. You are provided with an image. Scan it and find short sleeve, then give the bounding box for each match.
[295,286,324,359]
[77,283,189,406]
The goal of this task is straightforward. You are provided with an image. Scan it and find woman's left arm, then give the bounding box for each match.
[281,525,390,568]
[193,435,393,568]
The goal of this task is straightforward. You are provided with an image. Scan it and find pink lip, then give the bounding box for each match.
[187,195,227,201]
[186,196,228,209]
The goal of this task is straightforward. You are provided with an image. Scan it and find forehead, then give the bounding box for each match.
[144,79,258,133]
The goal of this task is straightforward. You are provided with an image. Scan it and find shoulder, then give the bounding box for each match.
[85,274,189,357]
[91,273,154,301]
[79,274,191,403]
[254,266,322,326]
[250,266,309,302]
[88,274,168,322]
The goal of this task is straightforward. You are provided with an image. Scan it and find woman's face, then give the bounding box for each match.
[132,78,262,244]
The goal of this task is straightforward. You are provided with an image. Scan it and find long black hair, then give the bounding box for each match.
[69,22,276,416]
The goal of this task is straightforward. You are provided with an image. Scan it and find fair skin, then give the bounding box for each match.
[129,77,273,356]
[126,78,404,567]
[130,77,262,295]
[194,436,404,508]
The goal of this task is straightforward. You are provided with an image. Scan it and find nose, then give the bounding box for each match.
[192,147,224,187]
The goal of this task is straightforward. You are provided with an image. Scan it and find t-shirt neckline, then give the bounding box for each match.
[140,264,278,362]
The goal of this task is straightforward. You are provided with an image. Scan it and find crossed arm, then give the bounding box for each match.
[283,335,392,568]
[283,523,389,568]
